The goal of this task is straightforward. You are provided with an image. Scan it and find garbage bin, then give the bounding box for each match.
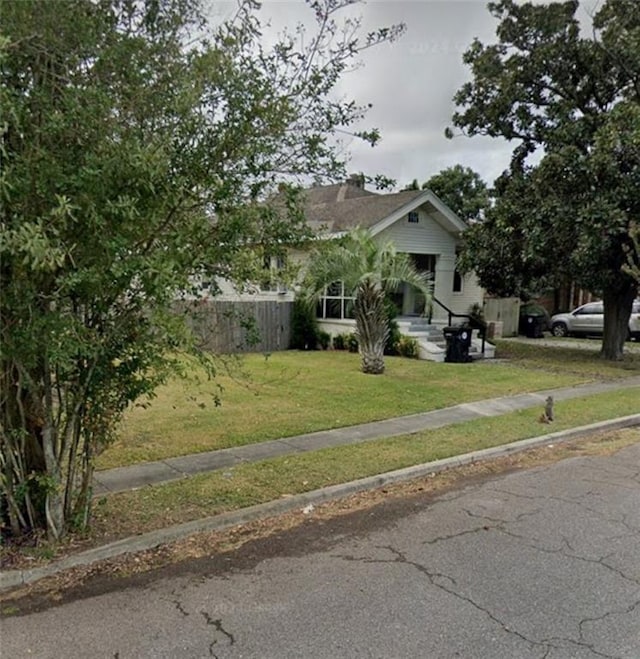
[522,314,545,339]
[443,326,473,363]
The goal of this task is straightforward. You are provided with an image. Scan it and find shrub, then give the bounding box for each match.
[347,333,359,353]
[332,333,347,350]
[318,330,331,350]
[395,335,419,359]
[468,302,486,338]
[290,298,320,350]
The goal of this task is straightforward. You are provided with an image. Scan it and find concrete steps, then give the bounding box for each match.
[396,317,495,362]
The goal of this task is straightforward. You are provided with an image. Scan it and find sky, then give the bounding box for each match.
[211,0,602,191]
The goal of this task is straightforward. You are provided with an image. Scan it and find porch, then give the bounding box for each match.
[395,314,495,363]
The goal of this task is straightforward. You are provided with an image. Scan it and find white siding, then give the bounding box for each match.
[375,209,483,322]
[376,208,456,255]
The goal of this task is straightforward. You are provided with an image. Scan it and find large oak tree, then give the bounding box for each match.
[451,0,640,360]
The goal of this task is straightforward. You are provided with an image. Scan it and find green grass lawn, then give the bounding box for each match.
[93,388,640,540]
[5,344,639,569]
[97,348,612,469]
[494,339,640,376]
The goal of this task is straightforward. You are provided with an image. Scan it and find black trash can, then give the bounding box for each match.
[443,326,473,363]
[522,314,545,339]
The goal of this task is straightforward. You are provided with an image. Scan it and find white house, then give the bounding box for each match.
[212,176,491,359]
[301,176,483,326]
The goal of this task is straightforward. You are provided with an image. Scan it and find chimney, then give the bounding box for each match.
[346,173,365,189]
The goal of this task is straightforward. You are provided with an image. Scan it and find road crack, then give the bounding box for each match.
[334,544,551,655]
[201,611,235,658]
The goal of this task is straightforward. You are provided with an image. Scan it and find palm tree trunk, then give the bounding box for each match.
[355,283,389,375]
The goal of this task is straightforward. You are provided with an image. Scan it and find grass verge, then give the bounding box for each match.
[97,346,636,469]
[88,388,640,544]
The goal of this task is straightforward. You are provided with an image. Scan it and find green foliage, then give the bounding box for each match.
[624,222,640,284]
[290,299,320,350]
[330,332,359,352]
[347,333,360,353]
[421,165,490,223]
[317,331,331,351]
[394,336,420,359]
[468,303,485,326]
[332,333,348,350]
[466,303,487,337]
[452,0,640,360]
[0,0,404,540]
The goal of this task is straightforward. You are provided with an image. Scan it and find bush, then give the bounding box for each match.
[347,333,359,353]
[318,330,331,350]
[467,302,486,338]
[332,333,347,350]
[290,298,320,350]
[395,335,419,359]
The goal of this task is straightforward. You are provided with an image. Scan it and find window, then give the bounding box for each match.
[453,250,463,293]
[575,303,603,315]
[408,211,419,224]
[453,270,463,293]
[316,282,355,320]
[260,254,287,292]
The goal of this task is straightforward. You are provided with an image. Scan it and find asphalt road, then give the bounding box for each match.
[2,442,640,659]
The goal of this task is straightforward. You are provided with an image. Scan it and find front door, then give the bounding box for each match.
[403,254,436,315]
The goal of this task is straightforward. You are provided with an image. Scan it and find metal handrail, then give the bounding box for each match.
[430,296,487,356]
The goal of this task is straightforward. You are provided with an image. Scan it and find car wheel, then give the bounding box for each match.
[551,322,568,337]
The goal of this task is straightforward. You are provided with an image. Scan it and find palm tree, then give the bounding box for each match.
[303,228,433,374]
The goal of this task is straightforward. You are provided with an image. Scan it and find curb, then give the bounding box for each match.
[2,414,639,594]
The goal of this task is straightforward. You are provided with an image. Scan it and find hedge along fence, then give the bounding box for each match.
[175,300,293,354]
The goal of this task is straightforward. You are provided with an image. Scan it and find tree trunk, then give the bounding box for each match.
[601,283,637,361]
[42,420,65,541]
[41,358,66,541]
[354,283,389,375]
[360,348,386,374]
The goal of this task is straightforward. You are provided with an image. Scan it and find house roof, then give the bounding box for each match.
[302,181,376,205]
[302,185,467,236]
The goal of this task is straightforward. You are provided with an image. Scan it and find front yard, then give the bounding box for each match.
[99,344,640,469]
[3,342,639,577]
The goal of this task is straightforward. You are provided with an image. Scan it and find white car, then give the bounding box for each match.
[550,300,640,340]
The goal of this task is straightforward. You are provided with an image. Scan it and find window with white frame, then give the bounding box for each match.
[316,282,355,319]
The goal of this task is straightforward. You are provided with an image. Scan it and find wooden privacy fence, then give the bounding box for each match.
[176,300,293,354]
[483,297,521,337]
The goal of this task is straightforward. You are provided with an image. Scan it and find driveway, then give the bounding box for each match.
[2,440,639,658]
[502,335,640,353]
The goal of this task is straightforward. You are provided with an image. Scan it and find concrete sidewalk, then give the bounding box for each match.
[94,375,640,496]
